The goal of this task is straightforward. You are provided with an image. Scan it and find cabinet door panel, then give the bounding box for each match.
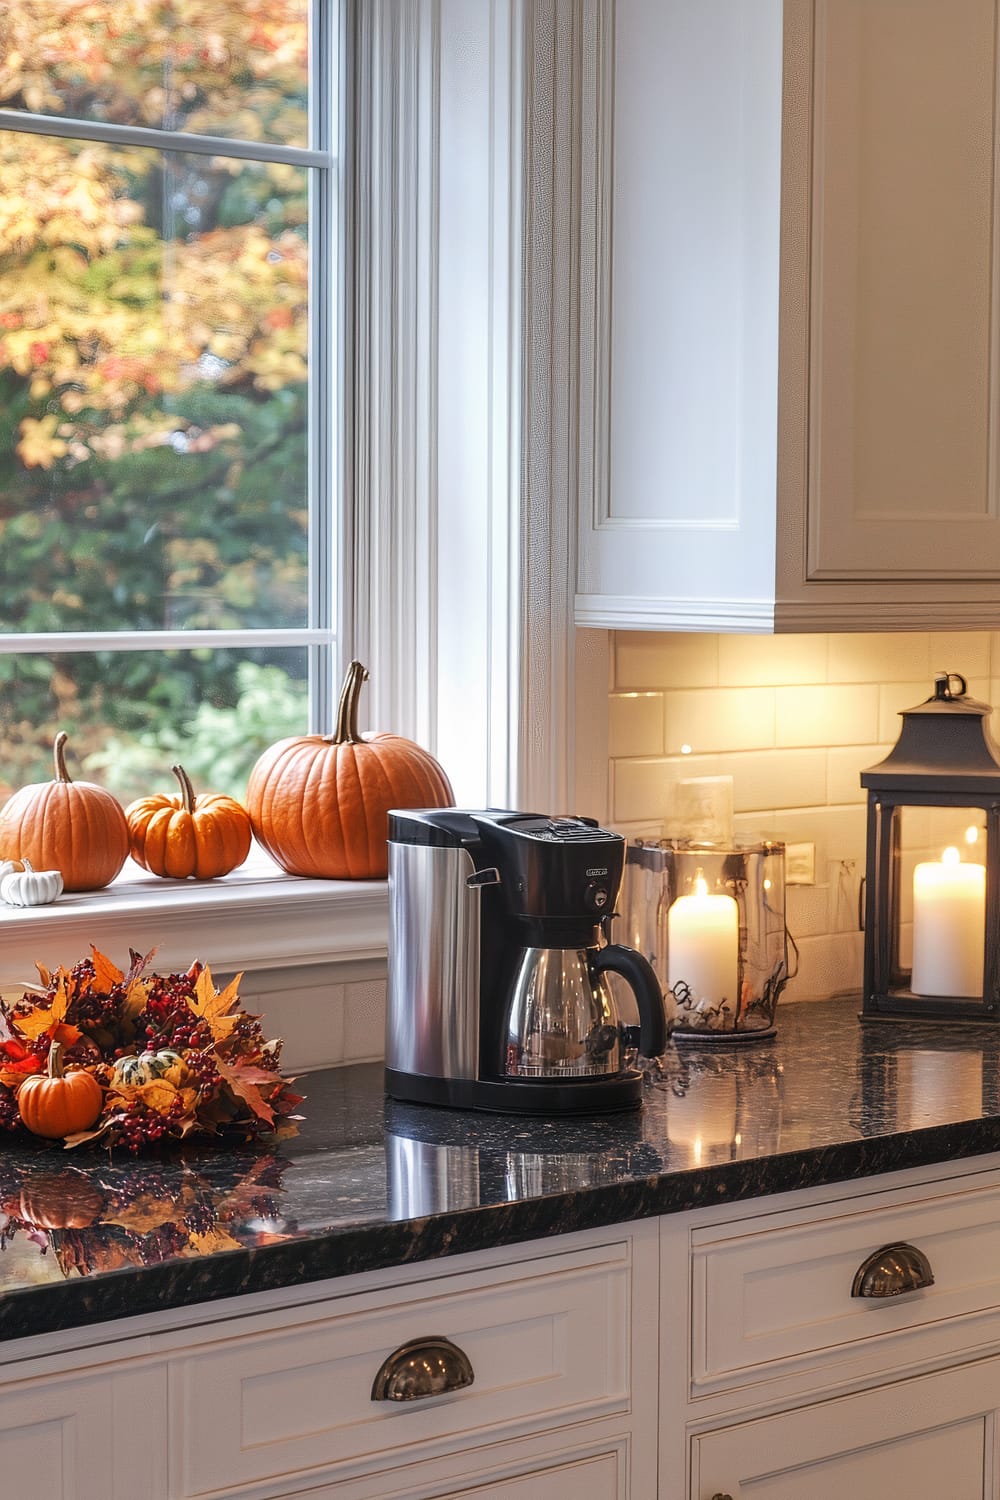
[807,0,1000,580]
[693,1357,994,1499]
[0,1374,115,1499]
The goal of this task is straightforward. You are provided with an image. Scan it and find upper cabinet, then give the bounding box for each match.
[575,0,1000,633]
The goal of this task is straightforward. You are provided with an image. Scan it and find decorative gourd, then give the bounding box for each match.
[0,858,64,907]
[246,661,454,879]
[18,1171,106,1230]
[124,764,252,880]
[112,1049,184,1086]
[0,732,129,891]
[17,1041,104,1139]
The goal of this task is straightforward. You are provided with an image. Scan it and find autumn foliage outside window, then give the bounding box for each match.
[0,2,334,805]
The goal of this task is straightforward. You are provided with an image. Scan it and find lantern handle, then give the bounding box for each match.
[933,671,968,699]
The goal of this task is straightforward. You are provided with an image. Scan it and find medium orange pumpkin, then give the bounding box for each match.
[125,764,252,879]
[18,1042,104,1140]
[246,660,454,879]
[0,732,129,891]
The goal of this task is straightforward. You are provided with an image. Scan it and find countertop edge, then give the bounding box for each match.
[5,1112,1000,1351]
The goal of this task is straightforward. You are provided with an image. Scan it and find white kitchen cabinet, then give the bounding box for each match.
[575,0,1000,633]
[660,1156,1000,1499]
[0,1223,658,1500]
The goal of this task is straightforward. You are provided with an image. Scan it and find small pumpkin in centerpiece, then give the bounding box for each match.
[246,661,454,879]
[17,1041,104,1140]
[112,1049,185,1087]
[0,732,129,891]
[125,764,252,880]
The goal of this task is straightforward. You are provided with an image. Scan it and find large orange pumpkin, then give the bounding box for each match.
[125,764,252,879]
[0,732,129,891]
[246,661,454,879]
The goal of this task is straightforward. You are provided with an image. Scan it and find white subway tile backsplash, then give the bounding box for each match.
[932,633,991,678]
[718,633,828,687]
[784,931,864,1004]
[827,633,930,684]
[609,691,664,758]
[785,883,832,940]
[655,748,826,815]
[663,687,775,755]
[612,757,672,825]
[616,632,718,690]
[775,683,879,747]
[827,743,891,805]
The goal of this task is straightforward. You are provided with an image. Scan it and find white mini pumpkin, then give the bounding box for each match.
[0,858,64,907]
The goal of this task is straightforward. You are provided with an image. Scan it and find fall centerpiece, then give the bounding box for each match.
[0,946,302,1152]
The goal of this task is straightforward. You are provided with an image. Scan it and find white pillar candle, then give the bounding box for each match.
[667,875,739,1006]
[911,846,985,998]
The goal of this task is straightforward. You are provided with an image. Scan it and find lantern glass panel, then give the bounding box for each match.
[891,805,987,1005]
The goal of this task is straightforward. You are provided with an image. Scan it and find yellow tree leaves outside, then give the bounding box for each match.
[0,2,310,471]
[0,3,314,795]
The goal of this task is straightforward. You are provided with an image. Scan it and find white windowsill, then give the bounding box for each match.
[0,848,389,987]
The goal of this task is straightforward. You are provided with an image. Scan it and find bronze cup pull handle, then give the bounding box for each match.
[851,1242,935,1299]
[371,1335,475,1402]
[710,1492,735,1499]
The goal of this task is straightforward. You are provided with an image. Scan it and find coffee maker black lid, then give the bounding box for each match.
[387,808,621,849]
[387,808,512,848]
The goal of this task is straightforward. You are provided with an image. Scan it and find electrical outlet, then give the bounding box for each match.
[786,841,816,884]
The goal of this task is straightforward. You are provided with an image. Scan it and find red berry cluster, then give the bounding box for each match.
[111,1092,188,1154]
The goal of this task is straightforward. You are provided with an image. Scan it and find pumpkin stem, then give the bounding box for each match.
[331,660,369,744]
[47,1041,65,1080]
[53,731,73,783]
[171,764,197,814]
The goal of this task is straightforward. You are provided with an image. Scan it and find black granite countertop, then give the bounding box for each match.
[4,994,1000,1347]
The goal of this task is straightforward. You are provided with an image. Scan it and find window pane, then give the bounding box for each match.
[0,132,309,634]
[0,2,309,148]
[0,647,308,804]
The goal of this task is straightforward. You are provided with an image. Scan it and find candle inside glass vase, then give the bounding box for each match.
[667,871,739,1014]
[911,845,985,998]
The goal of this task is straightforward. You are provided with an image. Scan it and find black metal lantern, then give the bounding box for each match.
[861,672,1000,1021]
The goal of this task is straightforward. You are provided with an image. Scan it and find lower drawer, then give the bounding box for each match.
[171,1239,632,1496]
[690,1173,1000,1393]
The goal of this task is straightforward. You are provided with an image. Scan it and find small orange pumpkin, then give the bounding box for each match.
[19,1170,106,1229]
[125,764,252,879]
[0,732,129,891]
[246,661,454,879]
[17,1042,104,1140]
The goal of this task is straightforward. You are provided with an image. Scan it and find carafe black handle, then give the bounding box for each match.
[590,943,667,1059]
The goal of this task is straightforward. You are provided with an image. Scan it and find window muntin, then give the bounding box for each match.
[0,2,335,811]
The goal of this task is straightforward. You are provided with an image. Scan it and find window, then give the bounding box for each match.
[0,2,338,808]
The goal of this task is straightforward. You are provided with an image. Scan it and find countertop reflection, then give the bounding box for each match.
[4,995,1000,1344]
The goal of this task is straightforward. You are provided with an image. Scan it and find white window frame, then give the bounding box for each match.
[0,0,598,988]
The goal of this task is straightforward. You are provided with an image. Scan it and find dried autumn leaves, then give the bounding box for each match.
[0,946,302,1151]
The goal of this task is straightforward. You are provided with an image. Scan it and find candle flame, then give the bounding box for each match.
[942,846,961,866]
[694,875,709,898]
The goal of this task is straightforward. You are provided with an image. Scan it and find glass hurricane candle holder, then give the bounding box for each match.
[619,838,793,1044]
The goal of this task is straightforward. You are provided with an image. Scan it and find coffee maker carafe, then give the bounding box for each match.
[386,809,667,1113]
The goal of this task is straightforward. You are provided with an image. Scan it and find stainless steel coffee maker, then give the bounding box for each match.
[385,809,667,1113]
